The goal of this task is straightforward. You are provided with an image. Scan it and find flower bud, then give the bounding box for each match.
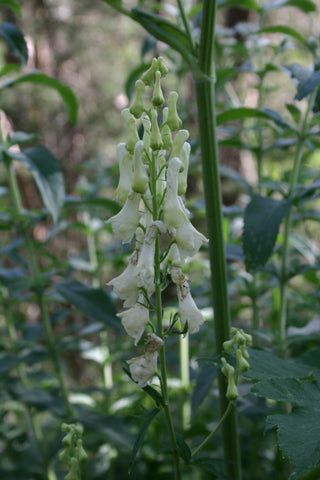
[161,122,173,150]
[130,79,146,118]
[169,129,189,161]
[221,357,238,401]
[75,439,88,463]
[152,70,165,107]
[150,109,163,151]
[132,140,149,194]
[167,91,182,131]
[142,114,151,149]
[157,56,168,77]
[236,348,250,373]
[141,58,158,86]
[122,108,140,154]
[114,143,133,204]
[65,457,78,480]
[178,141,190,195]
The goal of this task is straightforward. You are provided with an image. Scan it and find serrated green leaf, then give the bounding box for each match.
[129,408,160,473]
[0,70,78,124]
[9,146,65,223]
[243,194,292,271]
[55,279,120,329]
[0,22,28,66]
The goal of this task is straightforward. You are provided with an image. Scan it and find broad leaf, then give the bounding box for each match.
[0,70,78,124]
[246,349,320,479]
[243,194,292,271]
[0,22,28,66]
[129,408,160,473]
[10,146,65,223]
[55,279,120,329]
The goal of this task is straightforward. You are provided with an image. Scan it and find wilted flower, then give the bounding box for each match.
[171,268,205,334]
[127,333,163,388]
[107,191,141,244]
[118,294,149,345]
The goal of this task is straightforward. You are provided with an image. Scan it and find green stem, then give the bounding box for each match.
[150,153,181,480]
[180,334,191,430]
[278,91,315,343]
[5,159,74,418]
[191,401,233,458]
[176,0,195,53]
[194,1,242,478]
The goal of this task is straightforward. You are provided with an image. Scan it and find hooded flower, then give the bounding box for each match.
[171,268,205,334]
[127,333,163,388]
[118,294,149,345]
[134,221,165,295]
[114,143,133,205]
[107,249,140,307]
[107,191,141,244]
[163,157,208,259]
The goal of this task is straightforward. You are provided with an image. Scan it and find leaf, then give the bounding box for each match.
[191,364,217,417]
[0,70,78,124]
[295,70,320,101]
[218,0,261,11]
[253,25,309,48]
[245,349,320,479]
[130,8,197,71]
[243,194,292,271]
[190,457,231,479]
[176,433,191,462]
[129,408,160,473]
[263,0,316,13]
[217,107,294,130]
[0,0,22,14]
[0,22,28,66]
[10,146,65,223]
[55,279,120,329]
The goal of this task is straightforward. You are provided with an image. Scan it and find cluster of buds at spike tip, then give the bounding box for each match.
[107,57,208,388]
[222,327,252,373]
[59,423,87,480]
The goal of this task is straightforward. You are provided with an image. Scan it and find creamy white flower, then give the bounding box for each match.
[107,249,140,307]
[127,333,163,388]
[114,143,133,205]
[117,294,149,345]
[107,191,141,244]
[163,157,208,259]
[134,222,165,295]
[178,141,190,196]
[171,268,205,334]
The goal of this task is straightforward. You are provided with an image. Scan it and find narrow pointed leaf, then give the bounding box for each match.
[0,22,28,66]
[56,279,119,329]
[0,70,78,124]
[129,408,160,473]
[295,70,320,101]
[10,146,65,222]
[0,0,22,14]
[254,25,309,48]
[243,194,292,271]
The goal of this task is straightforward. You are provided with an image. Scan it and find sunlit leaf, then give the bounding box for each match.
[0,70,78,124]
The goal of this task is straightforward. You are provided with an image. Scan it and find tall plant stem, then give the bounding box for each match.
[194,1,242,478]
[278,91,315,343]
[5,158,74,418]
[150,156,181,480]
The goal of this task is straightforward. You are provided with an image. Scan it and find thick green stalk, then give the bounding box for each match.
[194,1,242,478]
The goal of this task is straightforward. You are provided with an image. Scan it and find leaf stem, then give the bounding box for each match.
[176,0,196,53]
[191,401,233,458]
[194,1,242,478]
[278,90,315,343]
